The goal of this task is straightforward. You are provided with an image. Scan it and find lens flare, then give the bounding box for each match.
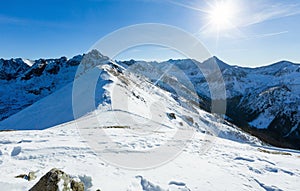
[207,1,237,31]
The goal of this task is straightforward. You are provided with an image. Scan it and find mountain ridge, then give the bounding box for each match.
[0,51,299,149]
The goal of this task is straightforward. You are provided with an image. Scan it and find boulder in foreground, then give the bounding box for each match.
[29,168,84,191]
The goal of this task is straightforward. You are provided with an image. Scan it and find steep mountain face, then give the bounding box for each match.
[223,60,300,149]
[120,57,300,149]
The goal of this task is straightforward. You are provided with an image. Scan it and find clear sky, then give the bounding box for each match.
[1,0,300,67]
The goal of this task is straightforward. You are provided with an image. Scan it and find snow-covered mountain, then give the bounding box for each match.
[0,55,82,121]
[0,50,299,190]
[120,57,300,149]
[0,51,299,150]
[0,50,255,142]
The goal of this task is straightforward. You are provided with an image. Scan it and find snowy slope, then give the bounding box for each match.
[120,58,300,149]
[22,59,34,67]
[0,110,299,191]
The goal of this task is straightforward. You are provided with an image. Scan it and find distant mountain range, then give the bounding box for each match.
[0,50,299,149]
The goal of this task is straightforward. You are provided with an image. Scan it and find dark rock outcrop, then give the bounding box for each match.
[0,58,29,80]
[29,168,84,191]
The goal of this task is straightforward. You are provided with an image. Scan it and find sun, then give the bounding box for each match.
[207,1,237,32]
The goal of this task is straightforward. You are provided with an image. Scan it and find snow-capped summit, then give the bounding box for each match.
[202,56,231,70]
[80,49,110,70]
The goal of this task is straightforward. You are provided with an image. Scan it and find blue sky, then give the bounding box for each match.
[1,0,300,67]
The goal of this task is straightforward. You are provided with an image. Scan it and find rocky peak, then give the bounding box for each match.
[0,58,29,80]
[202,56,231,71]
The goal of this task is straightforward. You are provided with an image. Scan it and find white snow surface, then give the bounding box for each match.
[249,113,274,129]
[22,59,34,67]
[0,112,299,190]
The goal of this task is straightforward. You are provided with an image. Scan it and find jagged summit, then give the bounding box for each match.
[202,56,231,69]
[81,49,110,65]
[85,49,107,58]
[0,58,29,80]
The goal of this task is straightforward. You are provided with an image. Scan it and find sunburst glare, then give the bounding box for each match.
[205,0,239,33]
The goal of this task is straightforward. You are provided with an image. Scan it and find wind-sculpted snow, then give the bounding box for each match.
[0,113,299,190]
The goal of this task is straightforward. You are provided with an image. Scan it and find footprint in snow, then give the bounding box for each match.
[234,157,255,162]
[265,166,278,173]
[0,140,13,144]
[11,146,22,156]
[169,181,191,191]
[17,139,32,144]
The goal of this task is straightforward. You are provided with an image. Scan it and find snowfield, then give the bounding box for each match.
[0,112,299,190]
